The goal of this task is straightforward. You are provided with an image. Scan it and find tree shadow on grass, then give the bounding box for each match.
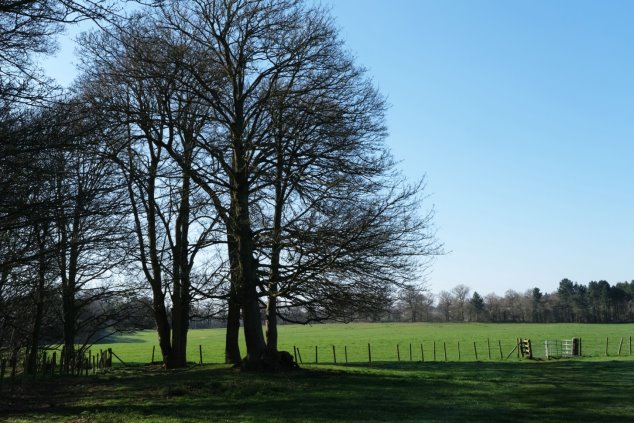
[3,361,634,422]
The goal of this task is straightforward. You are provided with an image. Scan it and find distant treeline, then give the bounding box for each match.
[387,279,634,324]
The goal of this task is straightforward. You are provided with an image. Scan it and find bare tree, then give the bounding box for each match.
[0,0,116,107]
[397,285,433,322]
[251,55,438,349]
[77,20,228,368]
[41,101,132,372]
[437,291,452,322]
[0,106,64,371]
[0,0,124,371]
[451,284,470,322]
[156,0,439,366]
[76,0,440,369]
[0,99,130,373]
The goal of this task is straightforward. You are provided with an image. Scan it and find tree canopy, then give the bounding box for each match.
[1,0,440,370]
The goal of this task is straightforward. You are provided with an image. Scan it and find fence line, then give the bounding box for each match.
[279,336,631,365]
[2,334,632,389]
[0,346,116,394]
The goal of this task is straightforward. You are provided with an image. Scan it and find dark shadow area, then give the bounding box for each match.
[2,361,634,422]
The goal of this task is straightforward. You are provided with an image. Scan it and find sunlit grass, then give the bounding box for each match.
[97,322,634,365]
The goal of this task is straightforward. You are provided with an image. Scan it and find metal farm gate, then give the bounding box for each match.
[544,338,580,359]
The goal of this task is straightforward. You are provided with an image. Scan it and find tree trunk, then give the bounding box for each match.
[265,132,284,353]
[169,168,191,368]
[26,292,44,375]
[225,289,242,364]
[170,275,189,368]
[152,292,175,368]
[238,233,266,362]
[241,290,266,362]
[265,216,281,353]
[265,293,278,353]
[231,178,266,363]
[61,191,83,374]
[229,112,266,365]
[26,230,47,375]
[170,305,188,368]
[62,294,76,374]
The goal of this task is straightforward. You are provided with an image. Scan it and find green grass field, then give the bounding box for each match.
[3,323,634,422]
[99,322,634,364]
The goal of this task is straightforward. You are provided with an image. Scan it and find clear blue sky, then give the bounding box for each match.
[325,0,634,296]
[41,0,634,296]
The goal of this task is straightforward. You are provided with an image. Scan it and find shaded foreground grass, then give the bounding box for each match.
[2,360,634,422]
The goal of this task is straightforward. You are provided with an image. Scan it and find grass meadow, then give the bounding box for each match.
[3,323,634,422]
[98,322,634,364]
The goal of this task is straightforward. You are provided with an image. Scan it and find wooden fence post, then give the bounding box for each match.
[409,343,412,361]
[29,351,35,380]
[41,351,47,378]
[516,338,520,358]
[474,341,478,361]
[397,344,400,362]
[332,345,336,364]
[0,358,6,391]
[605,337,609,356]
[618,337,624,356]
[199,345,203,365]
[109,350,127,367]
[443,342,447,362]
[506,342,519,360]
[315,346,318,364]
[579,338,582,357]
[344,346,348,364]
[457,341,461,361]
[368,343,372,365]
[73,349,78,375]
[433,341,436,361]
[487,338,491,360]
[629,336,632,356]
[10,353,17,393]
[51,352,57,376]
[420,343,424,362]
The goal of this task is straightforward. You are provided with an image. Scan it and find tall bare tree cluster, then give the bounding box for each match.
[1,0,439,371]
[0,0,138,374]
[390,279,634,324]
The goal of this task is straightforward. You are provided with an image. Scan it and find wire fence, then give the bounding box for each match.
[2,335,632,393]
